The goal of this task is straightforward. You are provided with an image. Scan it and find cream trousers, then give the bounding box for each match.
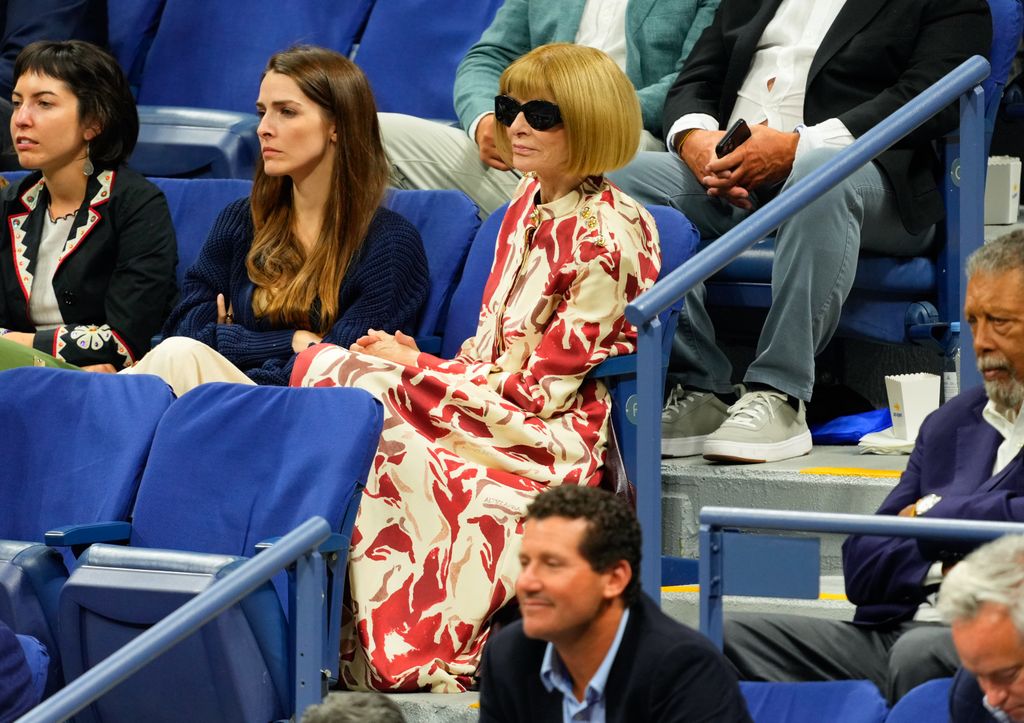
[121,336,256,396]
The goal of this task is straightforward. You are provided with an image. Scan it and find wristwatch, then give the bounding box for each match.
[914,494,942,517]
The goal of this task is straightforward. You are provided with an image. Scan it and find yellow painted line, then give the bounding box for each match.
[799,466,902,478]
[661,584,848,602]
[469,703,480,709]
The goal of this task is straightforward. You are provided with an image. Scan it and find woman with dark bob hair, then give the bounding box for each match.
[123,45,428,391]
[293,44,661,692]
[0,40,176,370]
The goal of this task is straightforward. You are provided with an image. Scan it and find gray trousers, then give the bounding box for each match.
[381,112,666,218]
[608,148,934,401]
[724,612,959,703]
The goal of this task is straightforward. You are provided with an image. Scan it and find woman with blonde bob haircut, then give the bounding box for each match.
[493,42,642,180]
[124,45,428,392]
[292,43,661,692]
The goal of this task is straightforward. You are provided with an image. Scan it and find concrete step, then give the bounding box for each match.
[661,445,909,575]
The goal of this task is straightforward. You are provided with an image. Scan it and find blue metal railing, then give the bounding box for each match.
[18,516,332,723]
[627,55,991,599]
[698,506,1024,647]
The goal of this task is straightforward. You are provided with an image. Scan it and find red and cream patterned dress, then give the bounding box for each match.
[291,174,660,692]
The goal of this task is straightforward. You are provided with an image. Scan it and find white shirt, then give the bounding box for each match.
[666,0,855,159]
[28,212,74,329]
[468,0,629,141]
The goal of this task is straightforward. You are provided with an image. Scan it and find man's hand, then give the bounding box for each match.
[898,503,917,517]
[352,329,419,366]
[292,330,323,354]
[678,129,725,184]
[1,331,33,347]
[475,114,511,171]
[702,124,799,208]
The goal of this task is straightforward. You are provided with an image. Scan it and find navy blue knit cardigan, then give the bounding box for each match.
[162,197,429,386]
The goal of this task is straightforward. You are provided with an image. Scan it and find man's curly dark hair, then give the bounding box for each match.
[525,486,642,605]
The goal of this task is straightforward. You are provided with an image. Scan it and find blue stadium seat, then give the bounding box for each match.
[355,0,504,121]
[383,189,481,351]
[53,383,382,722]
[129,107,260,179]
[740,680,889,723]
[702,0,1021,359]
[149,177,253,288]
[125,0,375,177]
[439,203,699,489]
[106,0,163,94]
[0,368,173,695]
[885,677,953,723]
[136,0,374,113]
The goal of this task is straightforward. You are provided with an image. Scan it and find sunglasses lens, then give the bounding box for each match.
[494,95,519,126]
[525,103,561,131]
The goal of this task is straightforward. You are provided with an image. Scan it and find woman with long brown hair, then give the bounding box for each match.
[123,45,428,393]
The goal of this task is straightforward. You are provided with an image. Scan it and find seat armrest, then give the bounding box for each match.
[589,355,637,379]
[45,522,131,557]
[255,533,345,555]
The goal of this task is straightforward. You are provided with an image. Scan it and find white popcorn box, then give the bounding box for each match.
[984,155,1021,226]
[884,373,940,442]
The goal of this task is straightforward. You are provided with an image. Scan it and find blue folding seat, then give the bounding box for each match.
[740,680,889,723]
[884,677,953,723]
[0,368,173,694]
[126,0,376,177]
[355,0,504,121]
[383,189,481,353]
[53,383,383,722]
[148,177,253,288]
[441,204,699,486]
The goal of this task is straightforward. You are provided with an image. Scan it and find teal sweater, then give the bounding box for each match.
[454,0,720,138]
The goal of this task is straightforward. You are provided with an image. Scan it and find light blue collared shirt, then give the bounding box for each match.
[539,609,631,723]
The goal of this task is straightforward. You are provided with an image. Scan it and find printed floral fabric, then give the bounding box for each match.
[292,174,660,691]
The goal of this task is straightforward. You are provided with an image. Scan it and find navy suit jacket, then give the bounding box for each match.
[479,593,752,722]
[950,667,998,723]
[843,386,1024,626]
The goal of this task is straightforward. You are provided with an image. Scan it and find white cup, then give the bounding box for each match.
[885,373,941,441]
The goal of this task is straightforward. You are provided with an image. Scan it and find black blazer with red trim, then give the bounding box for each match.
[0,168,177,368]
[662,0,992,235]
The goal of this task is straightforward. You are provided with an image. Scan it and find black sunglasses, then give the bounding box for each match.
[494,95,563,131]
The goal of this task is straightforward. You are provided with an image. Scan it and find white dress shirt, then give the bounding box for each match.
[666,0,855,159]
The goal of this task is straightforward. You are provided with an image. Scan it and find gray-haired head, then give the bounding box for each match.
[966,230,1024,279]
[300,692,406,723]
[938,535,1024,632]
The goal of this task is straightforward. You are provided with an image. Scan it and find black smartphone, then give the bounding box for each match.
[715,118,751,158]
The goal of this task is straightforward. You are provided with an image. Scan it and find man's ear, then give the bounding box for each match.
[602,560,632,600]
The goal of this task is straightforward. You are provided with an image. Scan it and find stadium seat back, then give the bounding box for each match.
[0,368,173,693]
[383,189,481,346]
[355,0,504,120]
[885,677,954,723]
[740,680,889,723]
[58,383,383,722]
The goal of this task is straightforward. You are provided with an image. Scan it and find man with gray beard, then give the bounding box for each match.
[722,230,1024,703]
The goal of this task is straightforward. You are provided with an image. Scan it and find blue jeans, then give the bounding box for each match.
[609,147,933,401]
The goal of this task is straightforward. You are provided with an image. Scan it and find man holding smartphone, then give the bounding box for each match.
[611,0,991,463]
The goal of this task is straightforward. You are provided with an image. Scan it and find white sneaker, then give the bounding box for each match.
[702,390,812,463]
[661,384,729,458]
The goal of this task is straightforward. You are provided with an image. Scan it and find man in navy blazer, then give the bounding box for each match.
[725,231,1024,703]
[479,485,751,722]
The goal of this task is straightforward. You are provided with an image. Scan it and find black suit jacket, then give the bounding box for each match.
[0,168,178,368]
[662,0,992,234]
[842,386,1024,626]
[950,667,998,723]
[479,593,751,722]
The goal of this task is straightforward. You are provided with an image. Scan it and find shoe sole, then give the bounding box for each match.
[662,434,709,458]
[702,430,813,464]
